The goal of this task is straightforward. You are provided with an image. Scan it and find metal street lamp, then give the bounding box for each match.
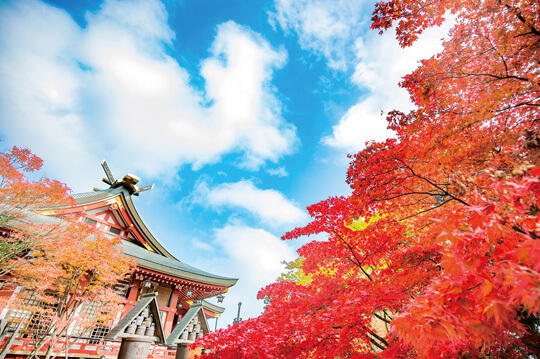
[232,302,242,324]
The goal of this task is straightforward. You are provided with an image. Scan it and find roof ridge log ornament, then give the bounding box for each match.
[105,293,166,344]
[96,160,155,196]
[166,303,210,345]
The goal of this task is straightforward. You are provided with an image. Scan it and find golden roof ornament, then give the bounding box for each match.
[96,160,154,196]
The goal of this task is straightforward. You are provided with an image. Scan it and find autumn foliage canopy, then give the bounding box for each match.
[0,145,134,358]
[195,0,540,357]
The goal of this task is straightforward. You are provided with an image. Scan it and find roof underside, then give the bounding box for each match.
[123,240,237,287]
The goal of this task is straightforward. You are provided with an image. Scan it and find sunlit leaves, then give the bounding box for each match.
[194,0,540,357]
[0,145,134,356]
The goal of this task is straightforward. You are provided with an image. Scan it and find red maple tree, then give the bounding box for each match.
[195,0,540,357]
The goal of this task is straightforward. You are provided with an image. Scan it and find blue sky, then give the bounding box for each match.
[0,0,451,327]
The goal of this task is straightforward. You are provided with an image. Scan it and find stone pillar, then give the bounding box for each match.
[117,336,155,359]
[175,343,190,359]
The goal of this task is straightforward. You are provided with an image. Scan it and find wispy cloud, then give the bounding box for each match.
[188,178,308,227]
[0,0,297,190]
[270,0,451,152]
[323,24,452,151]
[266,166,289,177]
[269,0,370,70]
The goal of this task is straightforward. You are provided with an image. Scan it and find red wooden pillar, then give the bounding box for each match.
[123,278,140,315]
[163,287,180,335]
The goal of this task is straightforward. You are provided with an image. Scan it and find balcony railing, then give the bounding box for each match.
[0,335,177,358]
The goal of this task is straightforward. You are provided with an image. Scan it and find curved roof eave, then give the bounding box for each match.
[123,240,238,287]
[72,189,238,287]
[201,300,226,314]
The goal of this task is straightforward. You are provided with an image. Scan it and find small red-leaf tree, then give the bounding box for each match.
[0,145,135,359]
[194,0,540,357]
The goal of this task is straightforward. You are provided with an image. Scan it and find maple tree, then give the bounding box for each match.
[194,0,539,358]
[0,145,73,277]
[0,145,134,359]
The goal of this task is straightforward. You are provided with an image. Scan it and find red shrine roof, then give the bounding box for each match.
[66,186,238,289]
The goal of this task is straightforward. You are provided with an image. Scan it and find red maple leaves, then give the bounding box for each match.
[195,0,540,357]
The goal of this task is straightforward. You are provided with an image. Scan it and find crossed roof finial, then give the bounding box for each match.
[99,160,154,196]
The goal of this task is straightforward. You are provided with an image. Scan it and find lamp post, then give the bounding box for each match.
[232,302,242,324]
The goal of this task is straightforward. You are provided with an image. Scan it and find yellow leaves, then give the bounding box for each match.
[347,213,385,232]
[277,257,313,286]
[316,265,338,279]
[279,256,345,286]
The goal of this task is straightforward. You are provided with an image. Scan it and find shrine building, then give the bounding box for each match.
[0,162,238,358]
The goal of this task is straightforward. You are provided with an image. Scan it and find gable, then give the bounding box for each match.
[105,293,166,344]
[83,206,127,237]
[45,190,158,253]
[166,303,209,345]
[38,169,238,288]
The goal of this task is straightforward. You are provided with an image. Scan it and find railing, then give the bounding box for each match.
[0,336,177,358]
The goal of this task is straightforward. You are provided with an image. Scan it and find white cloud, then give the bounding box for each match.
[270,0,369,70]
[266,166,289,177]
[351,25,450,104]
[0,0,95,188]
[215,224,295,284]
[270,0,452,152]
[323,98,393,150]
[323,22,453,151]
[0,0,297,190]
[210,224,296,324]
[190,178,308,227]
[87,0,174,45]
[201,22,295,170]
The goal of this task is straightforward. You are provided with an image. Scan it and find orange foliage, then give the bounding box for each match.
[0,144,134,358]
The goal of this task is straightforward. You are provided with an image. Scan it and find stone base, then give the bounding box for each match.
[117,336,155,359]
[175,343,190,359]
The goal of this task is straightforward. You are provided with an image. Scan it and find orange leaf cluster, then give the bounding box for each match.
[0,144,134,356]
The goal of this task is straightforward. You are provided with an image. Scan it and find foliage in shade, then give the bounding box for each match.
[194,0,540,357]
[0,144,135,359]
